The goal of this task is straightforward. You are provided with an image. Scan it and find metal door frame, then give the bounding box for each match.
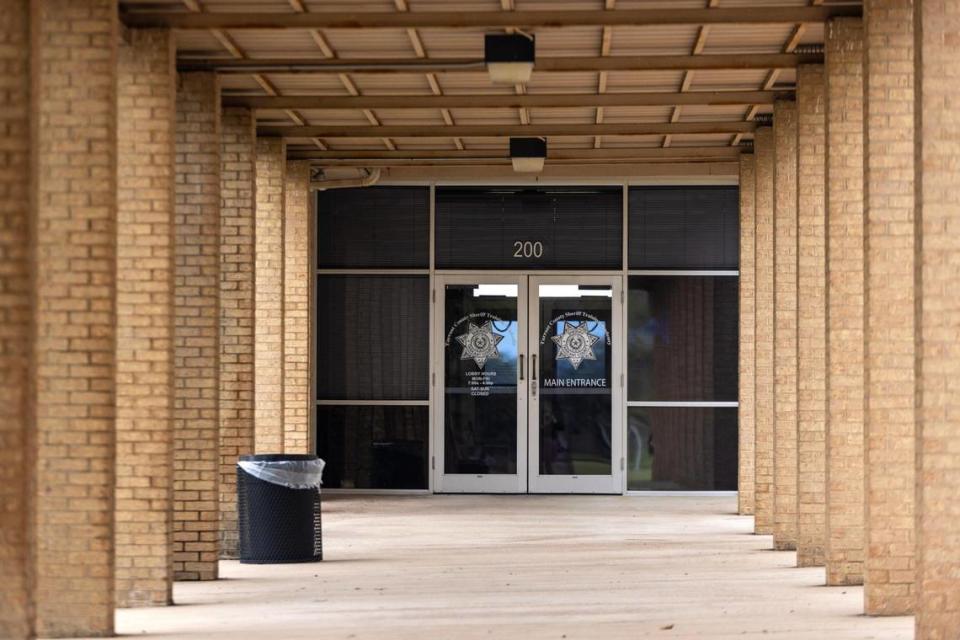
[432,274,529,493]
[526,274,624,494]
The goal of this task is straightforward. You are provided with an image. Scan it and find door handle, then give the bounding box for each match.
[519,354,524,381]
[531,354,537,399]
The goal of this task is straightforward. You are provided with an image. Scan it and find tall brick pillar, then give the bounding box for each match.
[772,99,799,551]
[31,0,118,634]
[219,107,256,558]
[0,1,32,637]
[115,28,176,608]
[255,138,286,453]
[752,125,775,536]
[284,161,312,454]
[863,0,916,617]
[824,17,866,587]
[738,153,756,516]
[174,72,221,581]
[795,64,828,568]
[915,1,960,636]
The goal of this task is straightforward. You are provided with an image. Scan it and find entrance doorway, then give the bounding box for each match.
[434,275,623,494]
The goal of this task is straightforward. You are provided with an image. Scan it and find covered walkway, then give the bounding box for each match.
[112,496,912,640]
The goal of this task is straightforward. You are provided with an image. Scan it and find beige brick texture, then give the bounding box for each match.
[863,0,916,617]
[752,126,775,536]
[824,17,866,587]
[0,1,32,637]
[795,64,828,569]
[174,72,221,582]
[219,107,257,558]
[738,153,757,517]
[915,2,960,636]
[30,0,118,635]
[284,161,312,454]
[115,28,176,608]
[773,100,799,552]
[255,138,286,453]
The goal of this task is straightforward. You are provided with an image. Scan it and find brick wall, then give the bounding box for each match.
[738,153,756,516]
[115,28,175,608]
[772,99,799,551]
[863,0,916,617]
[796,64,828,569]
[824,17,865,587]
[0,1,32,637]
[915,1,960,636]
[284,161,312,454]
[255,138,286,453]
[174,72,221,581]
[219,107,256,558]
[30,0,118,634]
[752,126,775,536]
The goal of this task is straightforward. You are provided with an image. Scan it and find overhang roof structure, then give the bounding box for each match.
[118,0,860,174]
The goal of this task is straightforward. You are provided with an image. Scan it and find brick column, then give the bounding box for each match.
[255,138,286,453]
[738,153,756,516]
[773,99,799,551]
[796,64,828,568]
[174,72,220,581]
[284,161,312,454]
[824,17,865,587]
[31,0,118,634]
[115,28,176,608]
[219,107,256,558]
[915,1,960,636]
[753,125,775,536]
[863,0,917,617]
[0,2,32,637]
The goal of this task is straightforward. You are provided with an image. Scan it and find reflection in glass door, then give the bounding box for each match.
[528,277,623,493]
[435,277,527,492]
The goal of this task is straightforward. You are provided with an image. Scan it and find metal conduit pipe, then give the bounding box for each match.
[309,167,382,191]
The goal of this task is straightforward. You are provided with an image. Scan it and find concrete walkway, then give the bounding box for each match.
[114,495,912,640]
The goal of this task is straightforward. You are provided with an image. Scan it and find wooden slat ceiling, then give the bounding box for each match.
[119,0,854,168]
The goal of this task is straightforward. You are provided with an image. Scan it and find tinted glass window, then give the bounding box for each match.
[435,187,623,270]
[317,186,429,269]
[317,406,428,489]
[442,284,520,475]
[628,276,738,401]
[629,186,738,269]
[627,407,738,491]
[316,276,429,400]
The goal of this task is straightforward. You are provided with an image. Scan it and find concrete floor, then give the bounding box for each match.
[113,495,913,640]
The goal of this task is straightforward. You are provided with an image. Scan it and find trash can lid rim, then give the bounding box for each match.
[239,454,319,462]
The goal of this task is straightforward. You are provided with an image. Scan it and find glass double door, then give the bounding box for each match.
[435,275,623,493]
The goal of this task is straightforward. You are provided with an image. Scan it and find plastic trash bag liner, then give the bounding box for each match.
[238,458,326,489]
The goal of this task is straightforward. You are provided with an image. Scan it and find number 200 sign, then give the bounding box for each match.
[512,241,543,258]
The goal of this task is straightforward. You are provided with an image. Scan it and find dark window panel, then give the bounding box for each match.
[316,405,428,490]
[628,186,739,269]
[435,186,623,270]
[316,276,429,400]
[627,407,738,491]
[628,276,739,402]
[317,186,429,269]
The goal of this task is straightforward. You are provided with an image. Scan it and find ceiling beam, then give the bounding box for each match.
[223,90,782,110]
[287,146,743,162]
[122,6,861,29]
[178,52,822,73]
[258,121,756,138]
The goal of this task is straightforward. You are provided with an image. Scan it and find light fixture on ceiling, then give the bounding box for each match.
[510,137,547,173]
[484,33,535,84]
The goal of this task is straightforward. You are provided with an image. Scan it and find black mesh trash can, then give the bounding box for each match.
[237,454,323,564]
